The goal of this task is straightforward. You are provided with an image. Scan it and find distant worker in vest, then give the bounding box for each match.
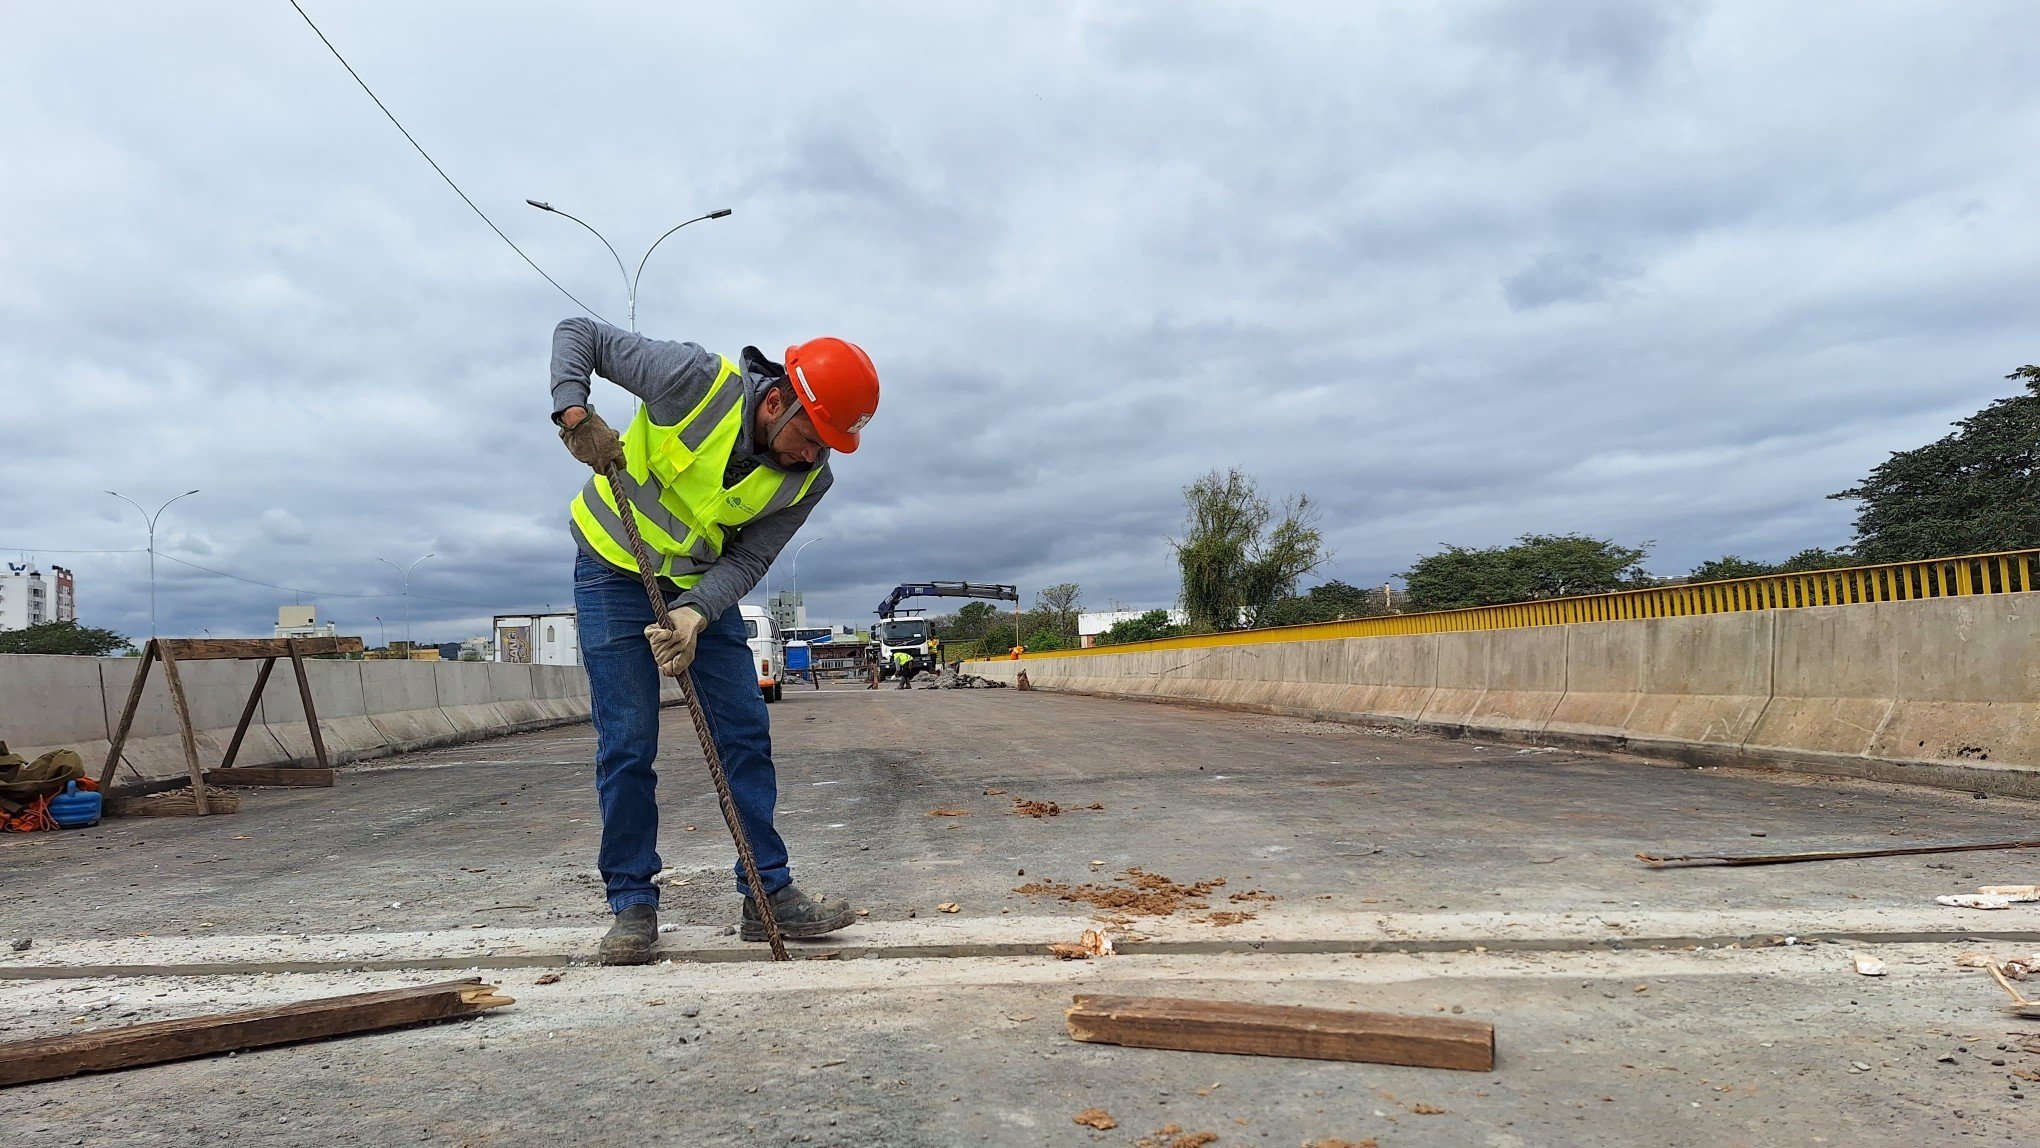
[891,648,924,690]
[550,318,878,965]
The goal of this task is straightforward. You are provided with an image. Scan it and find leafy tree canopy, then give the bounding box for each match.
[1688,548,1858,583]
[1033,583,1082,645]
[1260,580,1388,627]
[0,620,131,657]
[1173,468,1327,630]
[1832,365,2040,562]
[1687,555,1778,583]
[1402,534,1651,611]
[1094,609,1183,647]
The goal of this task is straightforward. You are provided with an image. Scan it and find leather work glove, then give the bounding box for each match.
[558,408,625,473]
[645,608,709,677]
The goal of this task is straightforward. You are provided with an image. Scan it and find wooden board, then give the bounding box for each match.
[1064,994,1494,1071]
[1638,839,2040,867]
[155,636,363,660]
[105,792,241,817]
[0,979,512,1087]
[204,767,335,787]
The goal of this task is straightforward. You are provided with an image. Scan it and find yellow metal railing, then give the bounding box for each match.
[976,548,2040,662]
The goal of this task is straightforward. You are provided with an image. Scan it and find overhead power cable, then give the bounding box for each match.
[155,552,505,611]
[285,0,611,324]
[0,546,149,555]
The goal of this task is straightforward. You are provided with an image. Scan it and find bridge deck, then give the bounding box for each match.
[5,687,2036,1145]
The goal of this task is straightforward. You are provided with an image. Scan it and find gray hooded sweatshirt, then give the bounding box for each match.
[549,318,833,622]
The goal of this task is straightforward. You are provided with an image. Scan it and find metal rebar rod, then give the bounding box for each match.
[604,461,790,961]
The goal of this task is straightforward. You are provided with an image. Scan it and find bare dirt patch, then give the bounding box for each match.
[1015,868,1227,916]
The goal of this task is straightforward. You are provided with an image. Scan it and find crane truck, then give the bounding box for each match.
[871,581,1019,676]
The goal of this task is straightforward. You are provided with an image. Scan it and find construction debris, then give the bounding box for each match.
[929,667,1009,689]
[1851,952,1888,976]
[0,978,512,1087]
[1064,994,1495,1071]
[1017,868,1227,916]
[1638,838,2040,867]
[1046,929,1115,960]
[1072,1107,1118,1130]
[1959,951,2040,979]
[1938,885,2040,909]
[1011,798,1062,818]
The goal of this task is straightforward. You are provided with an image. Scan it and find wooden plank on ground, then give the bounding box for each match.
[204,767,335,787]
[155,636,363,661]
[1637,839,2040,868]
[106,791,241,817]
[1064,994,1494,1071]
[0,979,513,1087]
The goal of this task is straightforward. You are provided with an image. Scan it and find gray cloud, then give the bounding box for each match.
[2,1,2036,645]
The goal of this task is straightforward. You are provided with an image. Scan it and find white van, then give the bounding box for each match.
[738,603,786,702]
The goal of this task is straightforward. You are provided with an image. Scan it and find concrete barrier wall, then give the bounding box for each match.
[969,592,2040,797]
[0,656,606,791]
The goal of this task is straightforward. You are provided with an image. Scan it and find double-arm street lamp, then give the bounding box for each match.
[378,553,435,652]
[787,536,826,626]
[525,200,732,333]
[104,488,200,638]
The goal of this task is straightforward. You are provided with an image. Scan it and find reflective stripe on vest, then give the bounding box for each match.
[568,356,823,586]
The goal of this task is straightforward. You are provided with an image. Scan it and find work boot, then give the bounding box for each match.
[741,884,856,942]
[598,904,659,965]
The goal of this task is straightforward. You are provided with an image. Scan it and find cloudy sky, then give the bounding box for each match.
[2,1,2035,644]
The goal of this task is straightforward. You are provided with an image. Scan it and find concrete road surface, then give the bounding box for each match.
[4,686,2037,1146]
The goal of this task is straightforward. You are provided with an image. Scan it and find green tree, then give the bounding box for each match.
[0,620,130,656]
[1403,534,1652,610]
[1173,468,1327,630]
[1260,579,1386,626]
[1832,365,2040,562]
[1094,609,1183,646]
[1033,583,1082,646]
[1775,547,1858,573]
[1019,627,1074,652]
[1688,555,1778,583]
[932,600,1003,642]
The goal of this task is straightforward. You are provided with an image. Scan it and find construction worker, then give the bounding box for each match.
[551,318,879,965]
[891,648,923,689]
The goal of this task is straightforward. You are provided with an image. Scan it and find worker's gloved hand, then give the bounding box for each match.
[644,608,709,677]
[559,409,625,473]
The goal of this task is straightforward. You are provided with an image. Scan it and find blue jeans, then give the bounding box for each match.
[574,550,790,912]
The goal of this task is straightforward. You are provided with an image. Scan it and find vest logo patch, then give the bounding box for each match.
[726,495,749,510]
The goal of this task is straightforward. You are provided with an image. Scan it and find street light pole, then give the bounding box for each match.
[788,536,825,629]
[378,553,435,652]
[105,489,200,638]
[525,201,732,333]
[374,615,387,650]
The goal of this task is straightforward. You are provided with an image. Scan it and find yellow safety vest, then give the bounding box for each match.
[569,356,822,585]
[892,650,912,667]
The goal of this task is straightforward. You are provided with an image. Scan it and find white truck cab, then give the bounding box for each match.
[873,615,932,676]
[738,603,786,702]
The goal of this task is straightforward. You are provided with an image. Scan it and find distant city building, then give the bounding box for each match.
[494,611,578,666]
[459,635,494,662]
[0,563,55,631]
[768,590,807,633]
[51,566,75,623]
[274,605,339,640]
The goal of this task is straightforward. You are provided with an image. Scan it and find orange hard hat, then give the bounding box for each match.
[783,337,880,453]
